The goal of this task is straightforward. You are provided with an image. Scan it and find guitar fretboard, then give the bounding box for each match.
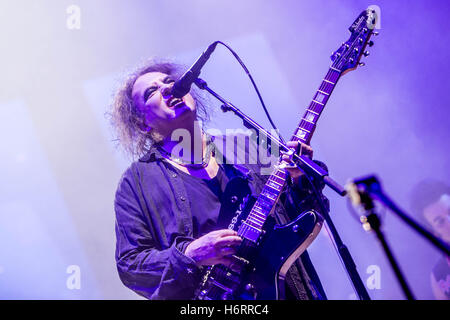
[293,67,342,145]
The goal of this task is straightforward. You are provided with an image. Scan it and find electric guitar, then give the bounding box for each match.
[195,8,379,300]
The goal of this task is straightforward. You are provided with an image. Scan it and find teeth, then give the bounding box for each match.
[169,98,182,107]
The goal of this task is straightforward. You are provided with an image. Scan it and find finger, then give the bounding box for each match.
[218,229,238,236]
[281,148,295,163]
[300,143,312,152]
[211,229,238,237]
[286,141,299,148]
[218,246,237,257]
[285,141,312,159]
[216,255,239,271]
[299,143,313,158]
[285,141,299,156]
[215,235,242,247]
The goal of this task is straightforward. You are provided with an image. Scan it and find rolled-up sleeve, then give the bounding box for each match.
[114,169,202,299]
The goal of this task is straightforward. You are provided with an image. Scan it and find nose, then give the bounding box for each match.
[161,83,173,97]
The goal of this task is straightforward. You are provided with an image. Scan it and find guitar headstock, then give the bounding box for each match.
[331,8,379,74]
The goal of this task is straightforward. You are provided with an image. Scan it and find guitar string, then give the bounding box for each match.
[297,23,368,143]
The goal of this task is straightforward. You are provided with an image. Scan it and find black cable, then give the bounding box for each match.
[214,41,286,145]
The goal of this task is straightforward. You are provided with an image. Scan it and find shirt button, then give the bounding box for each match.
[180,196,186,201]
[172,173,178,178]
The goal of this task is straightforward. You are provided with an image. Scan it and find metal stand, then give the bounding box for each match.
[348,175,450,299]
[350,175,450,256]
[195,77,371,300]
[366,213,415,300]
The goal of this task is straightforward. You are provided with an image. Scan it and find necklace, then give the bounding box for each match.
[158,138,215,169]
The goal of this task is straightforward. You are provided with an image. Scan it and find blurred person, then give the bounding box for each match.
[410,180,450,300]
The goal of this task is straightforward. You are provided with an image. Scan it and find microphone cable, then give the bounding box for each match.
[212,41,286,145]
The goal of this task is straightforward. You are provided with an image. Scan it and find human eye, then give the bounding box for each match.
[144,86,157,101]
[163,76,175,84]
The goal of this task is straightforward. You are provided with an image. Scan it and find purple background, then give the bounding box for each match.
[0,0,449,299]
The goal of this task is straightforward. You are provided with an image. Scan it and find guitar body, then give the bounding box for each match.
[240,208,323,300]
[197,177,323,300]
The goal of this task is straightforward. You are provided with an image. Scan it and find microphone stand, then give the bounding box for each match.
[195,77,372,300]
[350,175,450,257]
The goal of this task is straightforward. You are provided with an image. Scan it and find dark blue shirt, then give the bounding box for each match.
[175,165,227,237]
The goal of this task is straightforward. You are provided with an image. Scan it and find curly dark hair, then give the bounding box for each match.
[108,57,210,160]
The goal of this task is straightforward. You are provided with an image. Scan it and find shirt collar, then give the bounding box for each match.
[138,133,216,163]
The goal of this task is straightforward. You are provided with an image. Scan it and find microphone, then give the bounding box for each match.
[171,42,218,98]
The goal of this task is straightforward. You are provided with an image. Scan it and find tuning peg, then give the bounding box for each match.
[359,62,366,67]
[373,31,379,36]
[363,51,370,57]
[368,41,374,47]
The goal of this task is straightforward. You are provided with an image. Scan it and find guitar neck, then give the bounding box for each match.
[292,66,342,144]
[238,65,342,243]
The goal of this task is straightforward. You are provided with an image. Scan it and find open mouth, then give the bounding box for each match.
[167,97,185,108]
